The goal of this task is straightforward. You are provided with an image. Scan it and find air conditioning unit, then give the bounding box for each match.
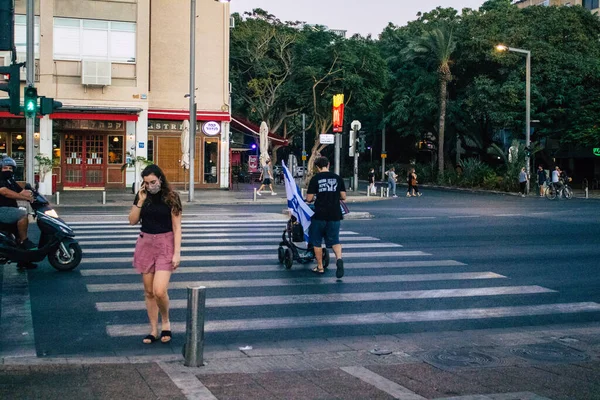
[81,60,111,86]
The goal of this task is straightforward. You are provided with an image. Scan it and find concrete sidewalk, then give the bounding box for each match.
[47,182,389,208]
[1,322,599,399]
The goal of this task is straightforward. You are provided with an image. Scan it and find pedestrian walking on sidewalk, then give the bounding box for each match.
[257,159,277,196]
[306,156,346,278]
[129,164,182,345]
[368,168,376,195]
[385,167,398,197]
[407,168,422,197]
[519,167,528,197]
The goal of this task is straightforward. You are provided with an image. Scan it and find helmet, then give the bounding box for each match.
[1,156,17,169]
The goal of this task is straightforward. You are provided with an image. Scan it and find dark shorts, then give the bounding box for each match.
[133,231,175,274]
[0,207,27,224]
[309,219,340,248]
[263,178,271,185]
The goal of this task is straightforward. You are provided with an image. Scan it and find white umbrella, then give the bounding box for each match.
[180,120,190,191]
[259,121,269,166]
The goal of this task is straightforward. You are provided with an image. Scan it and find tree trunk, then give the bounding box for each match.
[437,78,448,176]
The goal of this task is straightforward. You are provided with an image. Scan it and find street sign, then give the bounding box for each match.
[351,120,361,131]
[302,155,307,161]
[381,153,387,159]
[319,134,335,144]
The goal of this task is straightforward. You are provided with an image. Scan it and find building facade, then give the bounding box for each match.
[0,0,231,192]
[514,0,599,13]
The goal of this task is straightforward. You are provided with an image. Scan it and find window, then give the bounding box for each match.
[584,0,599,9]
[15,15,40,57]
[108,136,124,164]
[53,18,136,63]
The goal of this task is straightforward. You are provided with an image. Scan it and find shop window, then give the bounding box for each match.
[203,139,218,184]
[11,133,26,181]
[147,138,154,163]
[108,135,124,164]
[0,133,6,153]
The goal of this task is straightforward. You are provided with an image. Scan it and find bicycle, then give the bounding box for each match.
[545,179,573,200]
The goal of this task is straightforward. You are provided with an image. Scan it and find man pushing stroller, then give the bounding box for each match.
[305,156,346,278]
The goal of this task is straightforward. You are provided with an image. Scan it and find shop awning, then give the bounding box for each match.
[231,117,289,146]
[148,109,231,122]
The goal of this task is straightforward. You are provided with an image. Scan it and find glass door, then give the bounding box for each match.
[203,138,219,184]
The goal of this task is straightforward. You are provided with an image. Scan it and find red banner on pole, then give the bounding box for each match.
[332,94,345,133]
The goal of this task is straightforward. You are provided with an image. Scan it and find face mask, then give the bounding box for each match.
[146,180,162,194]
[1,170,13,180]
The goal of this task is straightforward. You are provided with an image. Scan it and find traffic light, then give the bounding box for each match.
[349,129,356,157]
[0,0,15,51]
[524,146,532,158]
[23,85,37,118]
[358,135,366,153]
[39,96,63,116]
[0,64,21,115]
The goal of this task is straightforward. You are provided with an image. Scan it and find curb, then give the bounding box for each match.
[280,209,373,220]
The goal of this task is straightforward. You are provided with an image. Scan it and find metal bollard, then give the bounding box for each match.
[367,186,370,197]
[386,188,390,198]
[56,191,60,205]
[183,286,206,367]
[253,188,257,201]
[585,186,589,199]
[380,187,384,198]
[102,191,106,204]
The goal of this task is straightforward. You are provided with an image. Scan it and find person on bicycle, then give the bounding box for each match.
[551,166,563,192]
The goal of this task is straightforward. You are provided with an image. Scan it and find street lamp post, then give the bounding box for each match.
[496,44,531,194]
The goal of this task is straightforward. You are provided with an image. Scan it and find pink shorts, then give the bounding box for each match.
[132,231,175,274]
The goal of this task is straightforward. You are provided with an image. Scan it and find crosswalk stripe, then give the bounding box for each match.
[96,286,556,311]
[87,272,505,292]
[106,302,600,336]
[73,226,287,234]
[73,231,361,240]
[81,242,402,254]
[81,251,431,264]
[80,260,467,276]
[67,219,288,226]
[77,236,380,245]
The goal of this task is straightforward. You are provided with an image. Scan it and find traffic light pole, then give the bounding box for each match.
[25,0,34,184]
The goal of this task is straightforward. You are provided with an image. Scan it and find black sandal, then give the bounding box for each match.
[142,334,158,344]
[160,330,172,343]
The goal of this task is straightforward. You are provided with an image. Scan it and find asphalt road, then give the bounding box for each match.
[3,188,599,359]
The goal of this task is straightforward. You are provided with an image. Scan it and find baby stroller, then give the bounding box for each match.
[277,215,330,270]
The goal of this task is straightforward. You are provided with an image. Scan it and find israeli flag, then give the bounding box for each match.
[282,161,313,241]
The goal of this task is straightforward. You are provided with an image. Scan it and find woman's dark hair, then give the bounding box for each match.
[141,164,182,216]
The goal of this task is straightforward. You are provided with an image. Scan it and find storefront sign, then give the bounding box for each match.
[248,155,258,172]
[202,121,221,136]
[593,148,600,157]
[139,142,145,149]
[53,119,124,131]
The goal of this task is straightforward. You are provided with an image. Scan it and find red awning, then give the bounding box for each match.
[50,113,138,121]
[231,117,289,146]
[148,109,231,122]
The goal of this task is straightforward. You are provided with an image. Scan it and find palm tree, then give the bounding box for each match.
[406,26,456,176]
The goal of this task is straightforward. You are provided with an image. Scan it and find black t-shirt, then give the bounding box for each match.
[0,177,22,208]
[133,191,174,234]
[368,171,375,183]
[307,171,346,221]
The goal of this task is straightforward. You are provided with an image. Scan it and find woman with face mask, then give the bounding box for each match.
[128,164,182,345]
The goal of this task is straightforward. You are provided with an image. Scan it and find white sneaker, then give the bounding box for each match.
[393,194,398,198]
[406,193,411,197]
[271,192,277,196]
[417,193,422,197]
[256,191,262,196]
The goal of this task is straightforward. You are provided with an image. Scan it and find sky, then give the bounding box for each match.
[230,0,486,37]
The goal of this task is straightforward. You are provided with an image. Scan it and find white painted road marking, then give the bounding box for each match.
[0,266,36,358]
[87,272,505,292]
[106,302,600,336]
[80,260,467,276]
[96,286,555,311]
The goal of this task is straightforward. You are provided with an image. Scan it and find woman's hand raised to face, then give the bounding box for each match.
[138,185,147,204]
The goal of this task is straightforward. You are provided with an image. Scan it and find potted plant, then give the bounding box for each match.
[121,154,152,193]
[35,153,53,194]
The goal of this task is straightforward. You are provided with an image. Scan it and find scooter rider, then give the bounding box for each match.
[0,156,36,250]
